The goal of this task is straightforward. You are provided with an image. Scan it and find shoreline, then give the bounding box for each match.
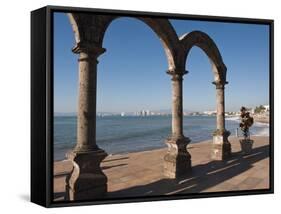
[54,135,269,164]
[54,133,270,162]
[54,115,269,161]
[226,115,269,124]
[253,115,269,124]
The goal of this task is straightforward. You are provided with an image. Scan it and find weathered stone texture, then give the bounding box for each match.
[65,13,230,198]
[66,149,108,200]
[164,136,192,178]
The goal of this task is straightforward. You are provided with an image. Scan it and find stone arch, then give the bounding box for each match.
[67,13,80,44]
[179,30,227,83]
[67,13,179,70]
[64,14,232,199]
[179,30,231,162]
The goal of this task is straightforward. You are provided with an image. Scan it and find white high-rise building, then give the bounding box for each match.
[263,105,270,112]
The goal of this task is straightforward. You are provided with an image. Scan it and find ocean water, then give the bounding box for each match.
[54,115,269,160]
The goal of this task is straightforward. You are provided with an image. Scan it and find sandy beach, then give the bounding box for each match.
[253,114,270,124]
[54,136,270,201]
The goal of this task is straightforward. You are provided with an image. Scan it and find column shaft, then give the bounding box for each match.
[212,81,231,160]
[171,74,183,138]
[216,86,225,131]
[75,51,98,151]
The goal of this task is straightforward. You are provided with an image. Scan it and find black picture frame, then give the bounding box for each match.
[31,5,274,208]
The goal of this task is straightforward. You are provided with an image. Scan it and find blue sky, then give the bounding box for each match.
[54,12,269,113]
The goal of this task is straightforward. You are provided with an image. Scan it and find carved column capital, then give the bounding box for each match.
[72,42,106,62]
[167,69,188,81]
[212,81,228,89]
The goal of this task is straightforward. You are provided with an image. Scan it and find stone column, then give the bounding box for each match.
[66,43,108,200]
[171,73,183,138]
[163,70,191,179]
[216,82,225,131]
[211,81,231,160]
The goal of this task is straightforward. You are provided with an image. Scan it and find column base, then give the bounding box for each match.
[163,136,192,179]
[65,148,108,201]
[211,130,231,160]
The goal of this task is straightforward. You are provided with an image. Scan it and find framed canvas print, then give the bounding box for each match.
[31,5,274,207]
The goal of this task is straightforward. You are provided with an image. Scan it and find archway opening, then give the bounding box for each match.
[53,12,80,161]
[183,46,217,143]
[96,17,172,191]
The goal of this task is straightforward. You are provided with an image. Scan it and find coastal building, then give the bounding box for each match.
[203,110,217,116]
[263,105,270,112]
[138,109,151,116]
[225,111,239,116]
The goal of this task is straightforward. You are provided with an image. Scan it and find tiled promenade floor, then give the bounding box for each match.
[54,136,270,201]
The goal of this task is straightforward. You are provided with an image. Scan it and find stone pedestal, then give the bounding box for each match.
[211,130,231,160]
[164,136,192,178]
[240,139,254,155]
[66,149,108,201]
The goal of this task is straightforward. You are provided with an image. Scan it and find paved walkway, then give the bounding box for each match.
[54,136,270,201]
